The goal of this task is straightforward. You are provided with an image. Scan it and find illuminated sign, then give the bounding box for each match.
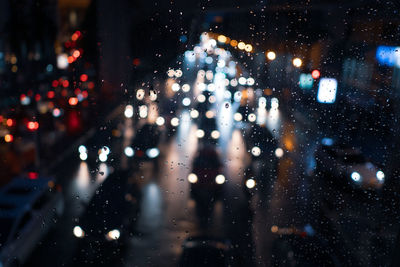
[376,46,400,67]
[299,73,313,89]
[317,78,337,104]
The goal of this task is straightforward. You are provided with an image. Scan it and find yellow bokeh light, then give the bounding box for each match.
[266,51,276,60]
[217,35,227,43]
[244,44,253,52]
[292,57,302,67]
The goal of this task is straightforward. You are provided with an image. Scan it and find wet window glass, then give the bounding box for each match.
[0,0,399,266]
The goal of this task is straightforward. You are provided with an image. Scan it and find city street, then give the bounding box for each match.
[2,1,400,266]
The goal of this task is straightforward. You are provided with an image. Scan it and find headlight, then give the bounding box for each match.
[79,152,88,161]
[190,109,199,119]
[351,171,361,182]
[156,116,165,126]
[233,113,243,122]
[124,147,134,157]
[182,97,191,106]
[248,113,256,122]
[196,129,205,138]
[376,170,385,182]
[208,95,216,103]
[73,226,85,238]
[124,105,134,118]
[136,89,145,100]
[197,94,206,103]
[188,173,198,183]
[78,145,87,154]
[251,146,261,157]
[106,229,120,241]
[275,148,284,158]
[205,110,214,119]
[246,178,256,189]
[182,84,191,92]
[211,130,220,139]
[146,148,160,158]
[171,117,180,127]
[99,152,108,162]
[215,174,225,184]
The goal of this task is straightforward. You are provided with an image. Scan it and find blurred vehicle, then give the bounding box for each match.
[196,116,220,143]
[188,146,225,199]
[0,177,63,267]
[315,140,385,193]
[73,169,140,263]
[194,91,213,116]
[236,105,254,123]
[179,236,234,267]
[270,224,340,267]
[131,123,161,161]
[245,124,277,160]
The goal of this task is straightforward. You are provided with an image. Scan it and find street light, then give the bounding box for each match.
[266,51,276,60]
[244,44,253,52]
[292,57,302,68]
[238,42,246,50]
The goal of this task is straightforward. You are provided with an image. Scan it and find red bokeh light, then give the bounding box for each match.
[311,70,320,79]
[6,119,14,127]
[133,58,141,66]
[67,56,74,63]
[52,80,59,87]
[47,91,55,99]
[72,50,80,58]
[80,74,88,82]
[27,121,39,131]
[68,97,78,106]
[88,82,95,89]
[62,80,69,88]
[71,33,79,41]
[35,94,41,101]
[28,172,38,179]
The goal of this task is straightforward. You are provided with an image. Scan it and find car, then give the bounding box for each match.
[315,140,385,193]
[73,169,140,263]
[188,146,225,199]
[196,116,220,143]
[130,123,161,161]
[270,224,341,267]
[179,236,234,267]
[0,177,63,267]
[245,124,277,160]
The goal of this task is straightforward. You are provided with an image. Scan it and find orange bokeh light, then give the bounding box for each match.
[6,119,14,127]
[69,97,78,106]
[4,134,13,143]
[73,50,80,58]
